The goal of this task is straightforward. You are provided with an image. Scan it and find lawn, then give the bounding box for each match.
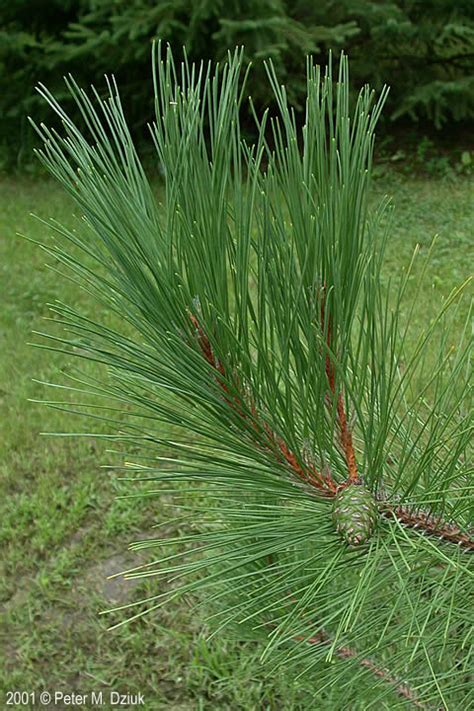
[0,173,472,710]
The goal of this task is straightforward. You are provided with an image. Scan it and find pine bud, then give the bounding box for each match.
[333,482,379,546]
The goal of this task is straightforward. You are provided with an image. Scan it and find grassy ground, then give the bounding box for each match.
[0,174,472,710]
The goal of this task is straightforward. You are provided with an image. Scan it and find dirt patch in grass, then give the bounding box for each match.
[81,552,147,606]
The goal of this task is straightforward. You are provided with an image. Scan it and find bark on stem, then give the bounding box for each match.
[300,628,437,710]
[381,504,474,552]
[189,310,337,494]
[320,293,359,483]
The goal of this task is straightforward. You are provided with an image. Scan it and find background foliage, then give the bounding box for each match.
[2,0,474,168]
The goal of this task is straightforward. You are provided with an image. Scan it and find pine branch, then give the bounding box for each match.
[320,289,359,484]
[299,628,437,711]
[267,602,437,710]
[189,309,337,495]
[190,311,474,553]
[381,504,474,552]
[189,290,363,494]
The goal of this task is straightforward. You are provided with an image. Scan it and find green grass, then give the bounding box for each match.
[0,174,472,710]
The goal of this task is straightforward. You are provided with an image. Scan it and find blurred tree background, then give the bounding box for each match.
[1,0,474,169]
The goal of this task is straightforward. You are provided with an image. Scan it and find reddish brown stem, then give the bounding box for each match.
[270,428,337,494]
[381,504,474,552]
[189,311,337,495]
[296,628,436,710]
[321,293,358,484]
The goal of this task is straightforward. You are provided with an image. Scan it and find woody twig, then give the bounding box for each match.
[300,628,437,711]
[189,310,337,495]
[320,290,359,485]
[188,306,473,551]
[381,504,474,551]
[265,611,435,711]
